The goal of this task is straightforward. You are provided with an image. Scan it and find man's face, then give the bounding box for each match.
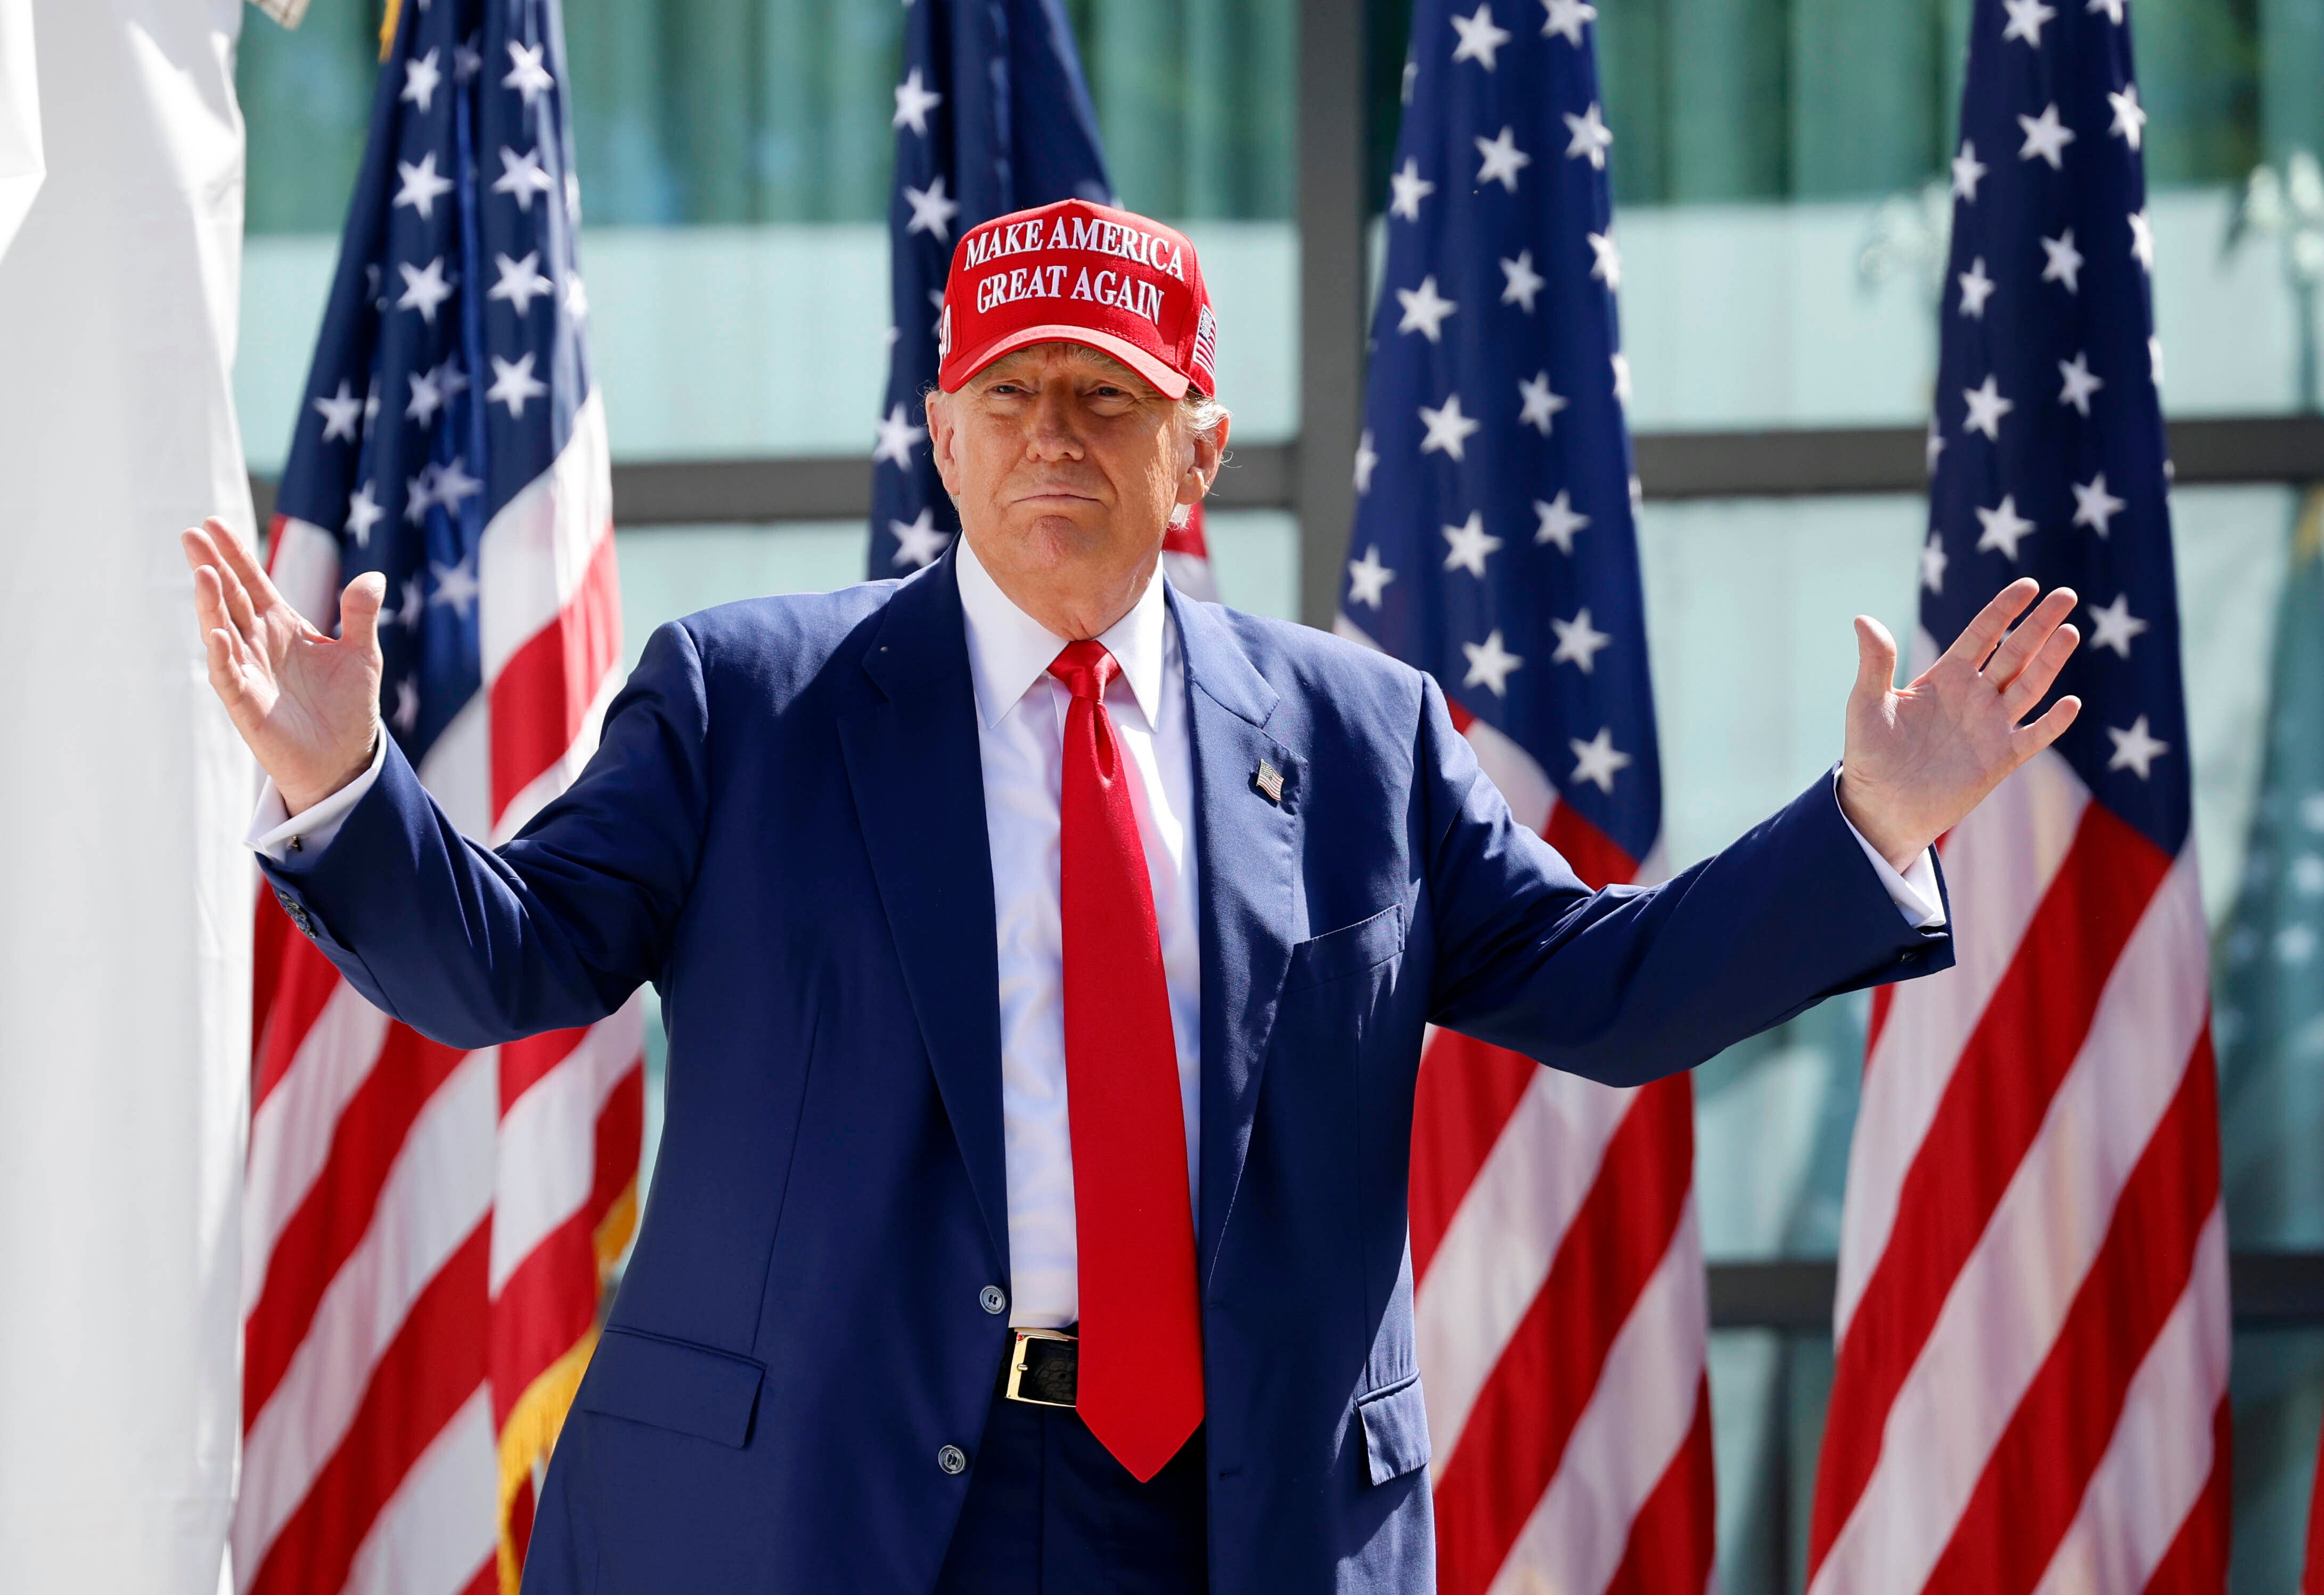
[927,343,1223,628]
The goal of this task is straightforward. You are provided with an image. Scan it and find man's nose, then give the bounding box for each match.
[1025,388,1084,459]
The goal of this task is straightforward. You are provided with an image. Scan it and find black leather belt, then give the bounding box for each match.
[1000,1328,1078,1408]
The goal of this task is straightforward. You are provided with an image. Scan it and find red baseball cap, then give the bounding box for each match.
[937,198,1218,400]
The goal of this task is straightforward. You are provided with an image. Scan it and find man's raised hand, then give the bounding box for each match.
[1837,577,2083,871]
[182,516,385,816]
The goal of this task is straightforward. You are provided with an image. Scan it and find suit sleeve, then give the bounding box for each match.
[258,620,714,1049]
[1416,672,1953,1088]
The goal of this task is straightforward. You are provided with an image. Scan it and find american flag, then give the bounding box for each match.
[1809,0,2230,1589]
[868,0,1151,580]
[1336,5,1715,1593]
[240,1,640,1592]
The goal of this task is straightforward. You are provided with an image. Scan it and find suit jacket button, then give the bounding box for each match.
[979,1286,1006,1315]
[937,1444,968,1475]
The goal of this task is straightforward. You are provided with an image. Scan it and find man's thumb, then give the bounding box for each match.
[341,571,388,660]
[1853,615,1899,701]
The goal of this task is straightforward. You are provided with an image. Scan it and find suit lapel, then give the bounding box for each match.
[836,553,1011,1266]
[1171,591,1302,1289]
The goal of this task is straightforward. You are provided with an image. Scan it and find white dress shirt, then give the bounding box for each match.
[248,542,1942,1331]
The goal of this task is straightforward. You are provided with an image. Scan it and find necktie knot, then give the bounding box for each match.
[1048,640,1118,702]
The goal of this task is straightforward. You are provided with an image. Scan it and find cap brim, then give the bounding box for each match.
[943,324,1192,400]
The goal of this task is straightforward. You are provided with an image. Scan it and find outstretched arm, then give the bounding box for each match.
[185,518,709,1047]
[1425,581,2080,1086]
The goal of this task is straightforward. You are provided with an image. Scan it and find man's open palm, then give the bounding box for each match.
[183,516,385,815]
[1839,577,2083,870]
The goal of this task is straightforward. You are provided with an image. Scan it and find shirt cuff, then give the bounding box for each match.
[1832,772,1946,929]
[246,729,388,866]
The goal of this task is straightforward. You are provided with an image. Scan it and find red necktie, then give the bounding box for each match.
[1048,640,1205,1482]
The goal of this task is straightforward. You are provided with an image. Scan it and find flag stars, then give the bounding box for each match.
[489,250,556,315]
[1441,512,1503,577]
[565,274,589,321]
[1962,374,2014,440]
[1564,103,1613,168]
[314,379,363,443]
[1463,630,1524,697]
[1354,429,1379,493]
[454,36,483,81]
[2108,84,2147,149]
[1474,126,1532,190]
[405,466,438,525]
[893,67,943,136]
[1518,372,1568,435]
[432,456,481,512]
[2085,593,2149,657]
[396,257,455,323]
[1952,141,1989,202]
[1550,609,1613,672]
[2129,209,2155,271]
[391,677,421,735]
[2088,0,2125,21]
[1921,532,1949,593]
[393,152,456,220]
[1419,392,1484,460]
[487,352,549,418]
[345,480,383,546]
[1568,727,1632,792]
[397,575,423,629]
[429,555,482,618]
[1346,545,1396,607]
[1975,494,2037,560]
[503,41,555,107]
[1540,0,1597,45]
[2001,0,2056,46]
[2072,472,2127,535]
[1587,230,1621,289]
[1535,491,1589,552]
[2040,228,2085,292]
[888,509,952,569]
[1957,256,1996,317]
[1396,275,1459,341]
[1450,5,1513,68]
[406,365,445,424]
[1926,420,1947,474]
[2018,103,2076,168]
[904,175,961,240]
[493,146,557,211]
[400,47,442,113]
[1500,250,1546,311]
[2150,334,2166,386]
[1611,352,1632,404]
[873,403,927,468]
[1389,159,1437,223]
[2107,715,2169,779]
[2057,350,2104,415]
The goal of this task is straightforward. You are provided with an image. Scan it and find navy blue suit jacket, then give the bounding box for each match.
[261,549,1952,1594]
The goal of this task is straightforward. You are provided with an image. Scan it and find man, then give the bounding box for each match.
[185,199,2082,1594]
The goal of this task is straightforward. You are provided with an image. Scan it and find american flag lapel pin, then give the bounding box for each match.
[1254,759,1284,804]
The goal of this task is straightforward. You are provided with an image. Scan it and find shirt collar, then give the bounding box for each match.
[954,531,1172,731]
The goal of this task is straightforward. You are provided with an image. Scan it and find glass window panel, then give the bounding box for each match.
[235,1,1299,470]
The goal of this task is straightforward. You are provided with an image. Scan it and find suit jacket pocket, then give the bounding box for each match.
[1284,903,1406,994]
[579,1327,765,1449]
[1354,1375,1431,1485]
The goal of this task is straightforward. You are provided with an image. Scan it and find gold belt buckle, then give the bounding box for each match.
[1004,1328,1077,1409]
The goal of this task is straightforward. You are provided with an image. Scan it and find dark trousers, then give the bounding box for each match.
[932,1391,1207,1594]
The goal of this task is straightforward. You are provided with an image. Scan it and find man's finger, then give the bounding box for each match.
[2000,622,2080,715]
[2008,693,2082,762]
[212,542,265,647]
[205,516,290,619]
[1937,576,2040,671]
[340,572,388,664]
[1852,615,1899,702]
[1984,586,2078,685]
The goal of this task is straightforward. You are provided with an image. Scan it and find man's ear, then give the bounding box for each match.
[927,391,961,498]
[1177,411,1229,510]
